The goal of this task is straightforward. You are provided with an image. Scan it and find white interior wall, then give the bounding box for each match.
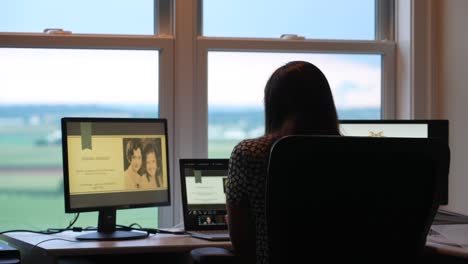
[437,0,468,214]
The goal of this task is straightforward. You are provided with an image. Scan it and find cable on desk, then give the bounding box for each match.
[0,226,98,236]
[1,224,163,239]
[46,227,94,233]
[116,224,154,237]
[45,213,81,233]
[128,223,143,229]
[30,237,81,251]
[66,213,80,229]
[114,225,185,236]
[0,229,62,235]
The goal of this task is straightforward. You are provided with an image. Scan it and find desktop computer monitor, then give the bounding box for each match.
[339,120,449,205]
[61,117,170,240]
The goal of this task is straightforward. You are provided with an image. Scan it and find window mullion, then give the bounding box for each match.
[156,0,174,36]
[0,33,172,49]
[375,0,395,41]
[165,0,200,228]
[197,38,395,58]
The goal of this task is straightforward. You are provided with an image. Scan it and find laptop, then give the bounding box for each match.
[179,159,230,241]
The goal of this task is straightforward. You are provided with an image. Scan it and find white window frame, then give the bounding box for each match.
[177,0,396,156]
[0,0,175,228]
[173,0,397,227]
[193,0,396,158]
[195,38,396,156]
[395,0,437,119]
[1,0,436,228]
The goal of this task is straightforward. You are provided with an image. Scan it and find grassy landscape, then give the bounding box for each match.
[0,132,232,231]
[0,125,232,231]
[0,170,159,231]
[0,104,379,231]
[0,125,62,168]
[0,192,159,231]
[208,139,242,158]
[0,122,160,231]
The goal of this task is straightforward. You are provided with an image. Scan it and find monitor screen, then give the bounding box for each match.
[339,120,449,205]
[179,159,229,231]
[61,117,170,240]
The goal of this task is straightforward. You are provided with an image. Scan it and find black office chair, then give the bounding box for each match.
[191,135,450,263]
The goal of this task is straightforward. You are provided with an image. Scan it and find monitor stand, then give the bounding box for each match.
[75,208,147,241]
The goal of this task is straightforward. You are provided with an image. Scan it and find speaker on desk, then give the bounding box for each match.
[0,241,20,264]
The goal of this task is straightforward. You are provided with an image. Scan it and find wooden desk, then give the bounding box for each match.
[1,231,232,264]
[7,227,468,264]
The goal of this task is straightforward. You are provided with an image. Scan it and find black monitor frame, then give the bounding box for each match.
[179,159,229,232]
[61,117,170,240]
[339,119,449,205]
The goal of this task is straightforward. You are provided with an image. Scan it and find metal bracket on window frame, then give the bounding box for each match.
[43,28,72,35]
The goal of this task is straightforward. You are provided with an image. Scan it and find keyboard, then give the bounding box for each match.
[188,230,230,241]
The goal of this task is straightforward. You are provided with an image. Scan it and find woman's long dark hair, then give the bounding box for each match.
[264,61,340,135]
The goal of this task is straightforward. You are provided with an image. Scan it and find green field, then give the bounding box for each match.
[0,126,62,167]
[0,106,380,231]
[0,125,161,231]
[208,139,241,158]
[0,193,159,232]
[0,127,236,232]
[0,171,159,231]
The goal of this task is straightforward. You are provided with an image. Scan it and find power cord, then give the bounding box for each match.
[114,224,184,235]
[46,213,82,233]
[0,229,60,235]
[1,213,90,235]
[1,217,176,238]
[66,213,80,229]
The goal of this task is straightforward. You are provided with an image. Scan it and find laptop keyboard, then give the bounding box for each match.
[189,230,230,241]
[192,230,228,234]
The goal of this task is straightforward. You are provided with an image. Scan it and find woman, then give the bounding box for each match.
[226,61,340,264]
[124,138,143,189]
[141,142,163,189]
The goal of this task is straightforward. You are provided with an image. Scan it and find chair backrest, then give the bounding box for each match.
[266,135,450,263]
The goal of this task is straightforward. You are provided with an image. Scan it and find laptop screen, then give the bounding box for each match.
[180,159,229,231]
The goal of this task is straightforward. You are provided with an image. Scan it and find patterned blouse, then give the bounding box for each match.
[226,133,282,264]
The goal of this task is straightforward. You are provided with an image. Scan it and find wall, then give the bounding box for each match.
[437,0,468,214]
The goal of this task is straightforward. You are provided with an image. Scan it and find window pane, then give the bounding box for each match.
[0,48,159,231]
[0,0,154,35]
[208,51,381,158]
[203,0,375,40]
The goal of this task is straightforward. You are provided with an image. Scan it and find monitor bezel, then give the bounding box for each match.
[339,119,449,205]
[61,117,171,214]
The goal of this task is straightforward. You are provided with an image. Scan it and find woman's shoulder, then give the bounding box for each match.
[231,134,280,159]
